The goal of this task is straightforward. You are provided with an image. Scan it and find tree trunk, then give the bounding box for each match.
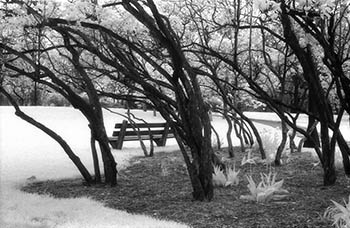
[289,125,297,153]
[245,117,266,159]
[188,103,214,201]
[275,119,288,166]
[223,110,234,157]
[321,121,336,185]
[174,123,214,201]
[211,125,221,150]
[304,117,320,148]
[229,106,266,159]
[90,126,101,183]
[94,125,118,186]
[233,119,245,154]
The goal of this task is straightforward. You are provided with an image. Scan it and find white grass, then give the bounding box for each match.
[0,107,186,228]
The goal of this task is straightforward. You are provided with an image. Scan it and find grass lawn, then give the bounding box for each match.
[22,148,350,228]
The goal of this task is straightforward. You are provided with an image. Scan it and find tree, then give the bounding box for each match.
[273,0,350,184]
[1,0,118,185]
[181,0,350,185]
[2,0,218,201]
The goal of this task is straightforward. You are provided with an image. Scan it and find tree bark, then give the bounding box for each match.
[275,119,288,166]
[223,110,235,157]
[233,119,245,154]
[90,126,101,183]
[304,92,320,148]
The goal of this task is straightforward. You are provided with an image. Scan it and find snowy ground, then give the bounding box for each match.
[0,107,349,228]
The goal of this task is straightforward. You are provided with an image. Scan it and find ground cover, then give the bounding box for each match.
[22,148,350,228]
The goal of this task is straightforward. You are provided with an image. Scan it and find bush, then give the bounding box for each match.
[42,92,70,106]
[212,165,240,187]
[240,171,288,203]
[324,196,350,228]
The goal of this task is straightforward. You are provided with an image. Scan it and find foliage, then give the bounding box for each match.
[259,128,284,163]
[225,165,240,187]
[212,165,240,187]
[324,196,350,228]
[240,171,288,203]
[241,149,260,166]
[42,92,70,106]
[212,165,227,187]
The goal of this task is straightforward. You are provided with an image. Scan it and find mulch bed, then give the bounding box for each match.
[22,148,350,228]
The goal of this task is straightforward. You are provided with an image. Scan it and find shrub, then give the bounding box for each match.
[225,165,240,187]
[324,196,350,228]
[241,149,260,166]
[240,171,288,203]
[212,165,227,187]
[212,165,240,187]
[42,92,70,106]
[252,128,287,163]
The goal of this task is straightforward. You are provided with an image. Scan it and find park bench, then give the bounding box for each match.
[108,120,175,149]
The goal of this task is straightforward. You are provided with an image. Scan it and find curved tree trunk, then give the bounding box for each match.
[239,113,266,159]
[91,121,118,186]
[223,110,235,157]
[89,126,101,183]
[275,119,288,166]
[211,124,221,150]
[332,109,350,176]
[320,121,336,185]
[1,88,93,184]
[185,96,214,201]
[233,120,245,154]
[289,128,297,153]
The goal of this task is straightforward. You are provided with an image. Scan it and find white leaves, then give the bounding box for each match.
[0,5,35,39]
[225,165,240,187]
[292,0,339,19]
[324,196,350,228]
[253,0,281,14]
[212,165,240,187]
[241,149,260,166]
[240,171,288,203]
[212,165,227,187]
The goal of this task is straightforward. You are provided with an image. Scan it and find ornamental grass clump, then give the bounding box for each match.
[213,165,227,187]
[240,171,288,203]
[241,149,260,166]
[254,128,283,163]
[212,165,240,187]
[324,196,350,228]
[225,165,240,187]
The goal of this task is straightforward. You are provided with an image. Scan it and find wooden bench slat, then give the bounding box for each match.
[109,133,175,141]
[112,129,174,137]
[114,122,168,128]
[108,120,174,149]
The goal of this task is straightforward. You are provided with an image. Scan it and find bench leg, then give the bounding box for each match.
[116,138,124,149]
[109,141,118,149]
[154,138,167,147]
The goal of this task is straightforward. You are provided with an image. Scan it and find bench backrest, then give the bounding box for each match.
[109,120,174,149]
[112,121,173,137]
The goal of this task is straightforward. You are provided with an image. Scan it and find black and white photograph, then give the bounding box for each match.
[1,0,350,227]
